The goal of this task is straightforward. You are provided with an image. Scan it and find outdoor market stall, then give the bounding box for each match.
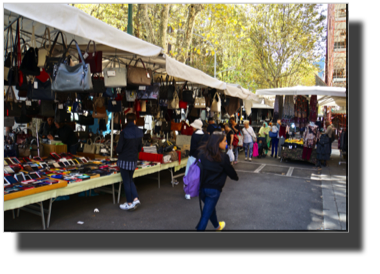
[256,85,346,165]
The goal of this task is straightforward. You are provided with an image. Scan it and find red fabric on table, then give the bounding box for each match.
[138,152,163,163]
[176,150,181,165]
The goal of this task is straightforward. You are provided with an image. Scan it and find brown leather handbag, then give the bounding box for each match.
[171,122,182,131]
[127,58,152,86]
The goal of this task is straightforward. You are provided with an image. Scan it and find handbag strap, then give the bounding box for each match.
[41,27,51,50]
[49,31,67,57]
[30,26,37,48]
[85,40,96,55]
[87,138,93,145]
[133,58,146,70]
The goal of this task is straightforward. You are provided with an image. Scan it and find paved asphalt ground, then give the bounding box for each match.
[4,142,347,231]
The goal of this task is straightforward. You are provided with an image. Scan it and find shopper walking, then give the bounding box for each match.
[196,132,239,231]
[184,119,209,176]
[116,113,143,211]
[258,122,270,155]
[241,120,256,161]
[270,123,279,158]
[325,121,336,157]
[224,123,238,164]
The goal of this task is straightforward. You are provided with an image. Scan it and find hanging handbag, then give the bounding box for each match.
[18,143,31,157]
[27,76,54,100]
[179,100,188,109]
[173,109,182,120]
[4,86,23,117]
[161,120,171,133]
[24,100,40,115]
[44,31,67,74]
[91,75,106,94]
[134,99,141,112]
[15,103,32,124]
[51,39,93,92]
[159,99,168,107]
[55,104,71,123]
[83,139,96,154]
[127,58,152,86]
[104,58,127,87]
[107,99,122,112]
[167,77,176,100]
[37,28,51,68]
[211,92,221,113]
[146,100,160,117]
[72,94,83,113]
[171,122,182,131]
[78,113,94,125]
[125,90,137,102]
[182,81,194,104]
[38,100,55,117]
[168,88,179,109]
[140,100,147,112]
[4,117,15,127]
[137,83,160,100]
[194,88,206,108]
[98,118,107,131]
[20,26,40,76]
[181,121,194,136]
[158,76,168,99]
[79,40,102,73]
[92,108,108,119]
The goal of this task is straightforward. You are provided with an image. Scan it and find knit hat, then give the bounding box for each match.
[190,119,203,130]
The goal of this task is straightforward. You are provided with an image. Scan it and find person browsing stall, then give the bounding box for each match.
[258,122,270,156]
[38,117,56,138]
[206,118,220,135]
[116,113,143,211]
[48,122,79,154]
[270,122,279,158]
[241,120,256,161]
[196,131,239,231]
[224,123,238,164]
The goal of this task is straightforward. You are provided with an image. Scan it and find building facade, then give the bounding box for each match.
[325,4,347,88]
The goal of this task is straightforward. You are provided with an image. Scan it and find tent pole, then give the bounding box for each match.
[111,112,114,158]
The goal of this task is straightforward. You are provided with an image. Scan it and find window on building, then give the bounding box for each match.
[337,8,346,18]
[334,41,346,49]
[333,68,345,79]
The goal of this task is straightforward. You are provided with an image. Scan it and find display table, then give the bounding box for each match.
[280,146,317,165]
[160,158,188,187]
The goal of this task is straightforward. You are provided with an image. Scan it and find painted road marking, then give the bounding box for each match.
[286,167,294,177]
[253,164,266,173]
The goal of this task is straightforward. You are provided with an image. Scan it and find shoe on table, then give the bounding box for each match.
[133,199,141,208]
[120,202,136,211]
[216,221,226,231]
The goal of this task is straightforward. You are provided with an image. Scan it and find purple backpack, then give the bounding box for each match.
[183,159,201,197]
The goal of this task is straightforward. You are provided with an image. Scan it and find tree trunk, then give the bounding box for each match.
[141,4,156,45]
[177,4,203,63]
[134,4,142,38]
[158,4,171,53]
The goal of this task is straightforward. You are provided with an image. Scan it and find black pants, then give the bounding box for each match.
[119,168,138,204]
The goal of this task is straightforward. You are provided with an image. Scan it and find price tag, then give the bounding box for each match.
[83,52,89,59]
[58,104,64,109]
[112,100,117,106]
[146,72,150,79]
[107,70,116,77]
[139,86,146,90]
[34,81,38,89]
[25,100,32,106]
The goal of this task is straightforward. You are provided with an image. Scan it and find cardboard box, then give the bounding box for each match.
[42,144,67,157]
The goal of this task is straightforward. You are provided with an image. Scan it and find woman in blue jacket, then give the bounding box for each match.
[116,113,143,211]
[196,131,239,231]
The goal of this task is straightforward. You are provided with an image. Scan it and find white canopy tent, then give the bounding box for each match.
[256,85,346,97]
[317,95,346,107]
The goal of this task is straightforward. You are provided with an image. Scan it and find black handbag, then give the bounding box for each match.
[27,77,54,100]
[20,45,40,76]
[167,77,176,100]
[158,76,168,99]
[91,76,106,94]
[173,109,182,120]
[14,102,32,124]
[98,119,107,131]
[45,31,67,74]
[161,120,171,133]
[55,105,71,123]
[25,100,40,115]
[78,114,94,125]
[137,83,160,100]
[107,99,122,112]
[182,81,194,104]
[39,100,56,117]
[4,86,23,117]
[146,100,160,117]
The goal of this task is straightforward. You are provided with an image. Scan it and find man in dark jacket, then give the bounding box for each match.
[116,113,143,211]
[38,117,56,138]
[206,118,220,135]
[48,122,78,154]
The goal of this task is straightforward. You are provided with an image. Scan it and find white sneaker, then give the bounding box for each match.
[133,199,141,208]
[249,158,252,161]
[119,202,136,211]
[245,157,248,161]
[185,194,191,200]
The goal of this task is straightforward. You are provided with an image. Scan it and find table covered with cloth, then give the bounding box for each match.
[280,146,317,165]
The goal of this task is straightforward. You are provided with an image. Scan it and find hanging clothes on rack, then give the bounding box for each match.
[283,95,294,117]
[302,123,320,160]
[309,95,318,122]
[273,95,283,122]
[294,96,308,128]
